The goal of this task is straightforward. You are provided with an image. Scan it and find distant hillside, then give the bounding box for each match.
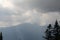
[0,23,46,40]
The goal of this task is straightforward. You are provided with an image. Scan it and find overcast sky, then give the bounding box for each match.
[0,0,60,27]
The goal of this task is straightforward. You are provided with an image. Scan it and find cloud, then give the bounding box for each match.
[25,0,60,12]
[0,0,14,9]
[0,0,60,27]
[10,0,60,12]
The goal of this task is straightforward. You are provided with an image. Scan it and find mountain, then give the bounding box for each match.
[0,23,46,40]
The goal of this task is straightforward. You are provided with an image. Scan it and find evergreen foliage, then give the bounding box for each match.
[44,20,60,40]
[0,32,2,40]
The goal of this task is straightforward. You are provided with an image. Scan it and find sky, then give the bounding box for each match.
[0,0,60,27]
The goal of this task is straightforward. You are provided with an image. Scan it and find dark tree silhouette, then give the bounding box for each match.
[53,20,60,40]
[44,20,60,40]
[43,24,53,40]
[0,32,2,40]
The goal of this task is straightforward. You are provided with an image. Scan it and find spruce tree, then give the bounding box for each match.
[53,20,60,40]
[43,24,52,40]
[44,20,60,40]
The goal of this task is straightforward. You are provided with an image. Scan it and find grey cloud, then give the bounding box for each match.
[0,0,60,27]
[26,0,60,12]
[13,0,60,12]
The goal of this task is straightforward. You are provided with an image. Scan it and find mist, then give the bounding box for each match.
[0,23,46,40]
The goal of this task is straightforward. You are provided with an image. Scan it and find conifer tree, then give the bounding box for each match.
[43,24,52,40]
[53,20,60,40]
[43,20,60,40]
[0,32,2,40]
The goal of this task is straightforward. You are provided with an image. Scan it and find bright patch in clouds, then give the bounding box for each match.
[0,0,14,8]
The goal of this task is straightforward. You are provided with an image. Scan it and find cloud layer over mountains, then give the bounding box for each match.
[0,0,60,40]
[0,0,60,27]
